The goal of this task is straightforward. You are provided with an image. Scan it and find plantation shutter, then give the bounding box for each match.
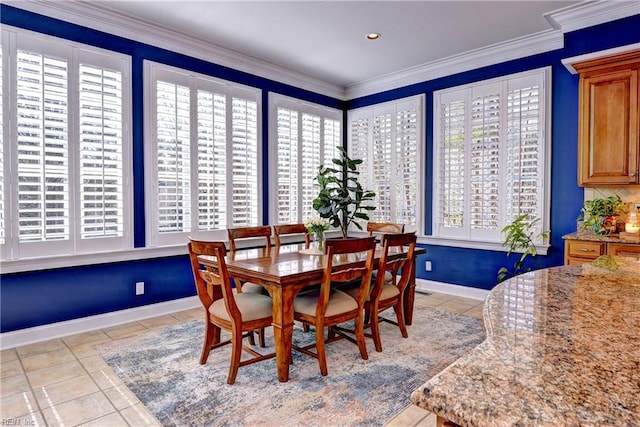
[349,96,422,230]
[270,94,342,224]
[156,80,191,234]
[438,98,466,233]
[470,86,501,238]
[0,45,4,251]
[276,107,299,224]
[196,89,227,230]
[506,76,544,235]
[230,97,258,227]
[372,111,392,222]
[301,113,321,222]
[434,69,548,243]
[395,106,419,226]
[78,62,124,239]
[16,48,70,244]
[3,27,131,261]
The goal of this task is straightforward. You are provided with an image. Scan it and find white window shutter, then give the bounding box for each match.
[348,96,423,231]
[196,89,227,230]
[230,97,258,227]
[433,69,548,243]
[270,94,342,225]
[78,63,125,239]
[156,80,191,234]
[16,49,70,243]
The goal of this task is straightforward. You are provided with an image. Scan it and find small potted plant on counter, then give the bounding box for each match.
[579,195,628,235]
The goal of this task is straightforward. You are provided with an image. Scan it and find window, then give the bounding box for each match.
[269,94,341,224]
[145,62,261,246]
[348,96,423,232]
[433,68,550,244]
[1,27,132,261]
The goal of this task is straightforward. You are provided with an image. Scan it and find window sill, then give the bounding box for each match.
[1,246,188,274]
[417,235,550,255]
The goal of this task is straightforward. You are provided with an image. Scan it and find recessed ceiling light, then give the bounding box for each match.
[366,33,381,40]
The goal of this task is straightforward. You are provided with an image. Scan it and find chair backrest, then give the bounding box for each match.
[370,232,417,301]
[227,225,272,252]
[319,237,377,314]
[187,239,240,319]
[367,222,405,236]
[273,224,311,248]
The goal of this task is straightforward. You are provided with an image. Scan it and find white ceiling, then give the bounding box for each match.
[7,0,640,97]
[90,0,580,87]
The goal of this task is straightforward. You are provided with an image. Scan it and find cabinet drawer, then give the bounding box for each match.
[607,243,640,258]
[566,240,605,259]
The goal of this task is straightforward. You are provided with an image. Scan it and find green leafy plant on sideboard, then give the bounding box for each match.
[578,195,628,235]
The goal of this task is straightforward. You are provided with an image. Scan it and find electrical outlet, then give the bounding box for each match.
[425,260,432,271]
[135,281,145,295]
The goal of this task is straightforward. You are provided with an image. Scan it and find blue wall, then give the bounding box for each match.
[2,5,639,332]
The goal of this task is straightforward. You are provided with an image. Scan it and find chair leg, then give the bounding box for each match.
[315,324,328,376]
[258,328,266,347]
[394,301,408,338]
[200,320,220,364]
[370,307,383,353]
[354,314,369,361]
[227,325,243,385]
[247,330,256,346]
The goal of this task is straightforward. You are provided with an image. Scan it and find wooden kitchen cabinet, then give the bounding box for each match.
[564,237,640,264]
[607,242,640,259]
[574,51,640,187]
[564,239,606,265]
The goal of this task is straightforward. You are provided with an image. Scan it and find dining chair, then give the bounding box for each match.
[187,239,276,384]
[367,221,405,236]
[227,225,273,346]
[292,236,377,376]
[227,225,272,294]
[342,232,417,352]
[273,223,310,248]
[227,225,273,251]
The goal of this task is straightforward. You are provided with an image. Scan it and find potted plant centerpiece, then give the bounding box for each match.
[312,147,376,238]
[579,195,628,235]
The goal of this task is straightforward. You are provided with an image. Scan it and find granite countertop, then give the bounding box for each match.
[411,257,640,427]
[563,232,640,244]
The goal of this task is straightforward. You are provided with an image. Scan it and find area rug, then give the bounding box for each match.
[93,306,485,427]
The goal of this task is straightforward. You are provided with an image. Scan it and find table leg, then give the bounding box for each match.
[270,286,295,382]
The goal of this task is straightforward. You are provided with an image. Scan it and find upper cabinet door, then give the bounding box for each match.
[575,52,640,187]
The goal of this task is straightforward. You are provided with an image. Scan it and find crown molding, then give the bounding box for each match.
[345,29,564,100]
[3,0,347,100]
[561,41,640,73]
[544,0,640,33]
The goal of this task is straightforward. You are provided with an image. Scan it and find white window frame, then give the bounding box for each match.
[268,93,342,225]
[144,61,262,247]
[1,26,133,262]
[347,95,425,234]
[431,67,551,250]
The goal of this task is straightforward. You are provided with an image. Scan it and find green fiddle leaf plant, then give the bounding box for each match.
[312,147,376,238]
[497,214,549,283]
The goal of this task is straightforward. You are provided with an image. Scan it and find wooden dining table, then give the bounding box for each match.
[198,242,426,382]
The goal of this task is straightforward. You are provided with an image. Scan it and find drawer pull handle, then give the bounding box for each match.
[579,248,595,252]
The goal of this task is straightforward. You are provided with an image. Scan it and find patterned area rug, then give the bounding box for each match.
[93,305,485,427]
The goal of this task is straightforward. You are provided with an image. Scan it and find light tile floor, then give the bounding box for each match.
[1,292,484,427]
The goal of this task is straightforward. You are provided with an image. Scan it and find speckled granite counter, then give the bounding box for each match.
[411,257,640,427]
[563,232,640,244]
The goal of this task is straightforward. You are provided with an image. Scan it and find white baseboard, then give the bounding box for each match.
[415,278,490,301]
[0,296,200,350]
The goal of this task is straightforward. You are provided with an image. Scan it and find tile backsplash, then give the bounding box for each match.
[584,187,640,206]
